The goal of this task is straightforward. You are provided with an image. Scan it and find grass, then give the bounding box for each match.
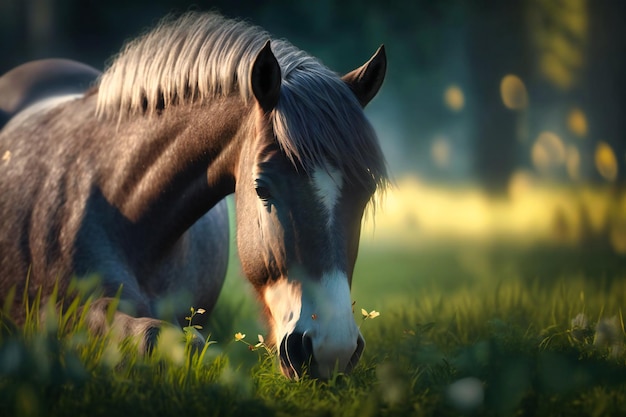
[1,241,625,417]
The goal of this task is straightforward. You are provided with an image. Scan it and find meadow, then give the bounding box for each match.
[1,179,626,417]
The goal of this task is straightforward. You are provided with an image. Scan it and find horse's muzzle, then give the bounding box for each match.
[278,331,365,379]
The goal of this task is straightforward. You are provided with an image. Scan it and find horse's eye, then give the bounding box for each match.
[255,185,272,201]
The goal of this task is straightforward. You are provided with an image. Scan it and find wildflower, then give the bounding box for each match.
[255,334,264,348]
[234,332,273,356]
[569,313,592,343]
[446,377,484,413]
[594,317,621,347]
[185,306,206,329]
[571,313,588,329]
[183,306,206,345]
[594,316,624,358]
[362,308,380,320]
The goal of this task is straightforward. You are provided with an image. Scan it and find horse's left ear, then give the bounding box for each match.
[251,40,281,112]
[342,45,387,107]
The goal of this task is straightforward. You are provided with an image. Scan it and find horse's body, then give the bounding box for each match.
[0,59,100,127]
[0,12,387,379]
[0,59,231,338]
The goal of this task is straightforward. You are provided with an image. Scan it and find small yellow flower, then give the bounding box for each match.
[361,308,380,319]
[197,308,206,314]
[234,332,246,341]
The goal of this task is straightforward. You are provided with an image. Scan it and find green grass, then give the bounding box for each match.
[1,243,626,417]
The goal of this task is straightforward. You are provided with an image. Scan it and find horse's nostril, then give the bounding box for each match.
[279,331,315,379]
[279,332,364,379]
[302,331,313,358]
[347,334,365,373]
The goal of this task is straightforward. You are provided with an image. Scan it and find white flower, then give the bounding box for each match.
[571,313,588,329]
[570,313,591,343]
[594,316,624,358]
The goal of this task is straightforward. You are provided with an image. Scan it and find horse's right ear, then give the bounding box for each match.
[251,40,281,113]
[342,45,386,107]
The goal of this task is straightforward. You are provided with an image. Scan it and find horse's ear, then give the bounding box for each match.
[251,40,281,112]
[342,45,386,107]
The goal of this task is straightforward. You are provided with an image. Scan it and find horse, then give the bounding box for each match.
[0,11,387,380]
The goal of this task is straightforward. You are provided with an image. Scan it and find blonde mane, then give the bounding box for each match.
[97,11,388,191]
[97,13,264,116]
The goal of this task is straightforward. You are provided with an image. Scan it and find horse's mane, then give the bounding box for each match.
[97,12,387,192]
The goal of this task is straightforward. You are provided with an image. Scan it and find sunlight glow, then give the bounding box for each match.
[595,141,617,181]
[431,136,451,168]
[500,75,528,110]
[529,0,587,90]
[444,85,465,112]
[531,131,566,174]
[566,145,581,180]
[567,108,588,137]
[361,175,616,248]
[507,170,535,201]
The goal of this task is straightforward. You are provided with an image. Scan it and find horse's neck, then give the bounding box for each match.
[95,96,252,260]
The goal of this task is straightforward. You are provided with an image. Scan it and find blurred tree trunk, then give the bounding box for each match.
[0,0,28,73]
[0,0,59,73]
[467,0,531,193]
[585,1,626,184]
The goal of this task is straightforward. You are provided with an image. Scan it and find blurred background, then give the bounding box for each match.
[1,0,626,313]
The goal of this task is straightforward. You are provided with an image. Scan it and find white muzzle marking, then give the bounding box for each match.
[264,269,361,379]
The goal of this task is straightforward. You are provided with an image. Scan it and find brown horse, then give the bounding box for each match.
[0,12,387,380]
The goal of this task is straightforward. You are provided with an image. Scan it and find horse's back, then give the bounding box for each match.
[0,59,100,129]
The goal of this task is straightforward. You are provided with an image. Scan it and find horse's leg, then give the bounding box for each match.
[146,200,230,326]
[83,298,163,353]
[83,297,206,354]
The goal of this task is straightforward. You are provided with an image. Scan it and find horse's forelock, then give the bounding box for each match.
[271,71,389,203]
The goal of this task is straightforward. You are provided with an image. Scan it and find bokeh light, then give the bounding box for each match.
[566,145,581,180]
[508,170,535,201]
[594,141,617,181]
[431,136,451,168]
[500,74,528,110]
[531,131,566,174]
[567,108,588,137]
[444,85,464,112]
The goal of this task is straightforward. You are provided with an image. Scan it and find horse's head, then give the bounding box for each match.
[235,41,387,379]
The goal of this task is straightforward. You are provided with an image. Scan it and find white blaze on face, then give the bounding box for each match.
[312,164,343,230]
[263,162,359,378]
